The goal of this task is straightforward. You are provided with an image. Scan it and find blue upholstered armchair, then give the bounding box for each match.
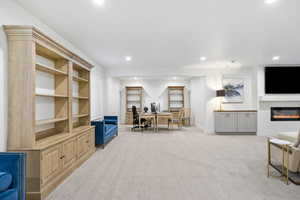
[0,152,26,200]
[92,116,118,147]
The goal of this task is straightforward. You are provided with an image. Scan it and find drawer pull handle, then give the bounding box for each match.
[60,155,65,159]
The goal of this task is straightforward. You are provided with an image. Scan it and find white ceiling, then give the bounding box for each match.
[16,0,300,76]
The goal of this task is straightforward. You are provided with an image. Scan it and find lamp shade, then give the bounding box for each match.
[216,89,225,97]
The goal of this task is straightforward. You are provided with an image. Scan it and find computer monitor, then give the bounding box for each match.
[151,103,156,113]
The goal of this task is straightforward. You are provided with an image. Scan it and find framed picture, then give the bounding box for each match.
[222,77,244,103]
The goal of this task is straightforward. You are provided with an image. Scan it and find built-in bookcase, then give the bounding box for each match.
[5,25,95,200]
[168,86,185,112]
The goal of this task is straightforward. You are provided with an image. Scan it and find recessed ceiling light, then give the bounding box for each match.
[265,0,278,4]
[93,0,105,6]
[200,57,207,61]
[272,56,280,61]
[173,77,177,80]
[125,56,132,62]
[133,77,138,80]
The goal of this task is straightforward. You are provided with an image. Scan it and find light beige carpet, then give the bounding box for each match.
[46,126,300,200]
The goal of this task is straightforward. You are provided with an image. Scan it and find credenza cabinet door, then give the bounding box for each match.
[237,112,257,133]
[77,133,90,158]
[215,112,237,132]
[41,144,62,185]
[62,138,77,170]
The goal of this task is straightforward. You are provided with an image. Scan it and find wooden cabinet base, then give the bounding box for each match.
[11,127,96,200]
[26,149,95,200]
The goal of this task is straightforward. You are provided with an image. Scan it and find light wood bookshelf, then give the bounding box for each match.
[168,86,185,112]
[4,25,95,200]
[125,86,143,124]
[72,63,90,129]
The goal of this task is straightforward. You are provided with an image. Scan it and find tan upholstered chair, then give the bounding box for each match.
[270,132,300,173]
[168,109,184,129]
[182,108,191,126]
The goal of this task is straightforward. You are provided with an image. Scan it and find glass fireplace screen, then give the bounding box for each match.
[271,107,300,121]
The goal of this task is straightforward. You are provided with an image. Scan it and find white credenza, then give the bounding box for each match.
[214,111,257,134]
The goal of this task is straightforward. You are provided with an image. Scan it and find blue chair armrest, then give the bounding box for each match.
[91,120,105,145]
[0,153,26,200]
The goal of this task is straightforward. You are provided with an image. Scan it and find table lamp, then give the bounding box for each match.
[216,89,225,111]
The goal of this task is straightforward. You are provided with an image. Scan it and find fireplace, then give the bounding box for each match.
[271,107,300,121]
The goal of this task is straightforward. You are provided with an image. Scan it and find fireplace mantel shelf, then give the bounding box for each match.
[259,96,300,102]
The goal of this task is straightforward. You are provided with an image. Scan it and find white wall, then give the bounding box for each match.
[104,76,121,117]
[190,77,207,130]
[0,0,107,151]
[120,79,190,123]
[90,66,106,120]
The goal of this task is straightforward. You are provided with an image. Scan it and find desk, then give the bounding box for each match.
[139,112,173,132]
[156,112,173,131]
[139,113,156,131]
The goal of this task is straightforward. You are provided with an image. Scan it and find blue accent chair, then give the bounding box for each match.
[91,116,118,148]
[0,152,26,200]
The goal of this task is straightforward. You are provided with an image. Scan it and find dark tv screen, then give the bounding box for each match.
[265,67,300,94]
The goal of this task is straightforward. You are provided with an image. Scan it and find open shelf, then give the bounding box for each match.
[36,93,68,98]
[73,75,88,82]
[36,117,68,126]
[35,132,70,148]
[36,63,67,75]
[73,126,92,134]
[72,114,89,118]
[73,96,89,100]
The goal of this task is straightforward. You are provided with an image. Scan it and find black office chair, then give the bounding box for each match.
[131,106,148,131]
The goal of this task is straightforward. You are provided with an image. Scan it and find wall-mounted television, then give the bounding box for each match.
[265,66,300,94]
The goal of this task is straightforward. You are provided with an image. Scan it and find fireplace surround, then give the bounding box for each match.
[271,107,300,121]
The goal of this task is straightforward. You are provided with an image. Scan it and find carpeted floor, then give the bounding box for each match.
[46,126,300,200]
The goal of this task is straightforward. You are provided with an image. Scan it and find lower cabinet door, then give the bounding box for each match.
[41,144,62,185]
[62,137,77,170]
[215,112,237,132]
[77,133,90,158]
[237,112,257,132]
